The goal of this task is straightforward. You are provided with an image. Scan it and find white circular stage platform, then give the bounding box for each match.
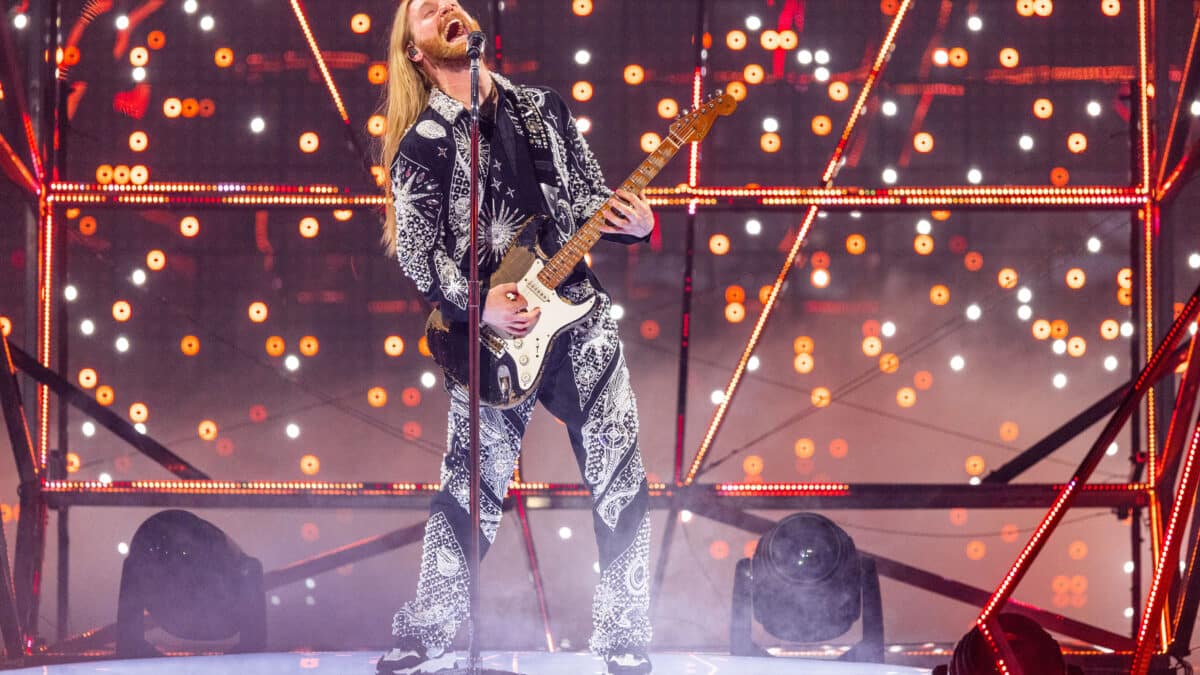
[3,651,931,674]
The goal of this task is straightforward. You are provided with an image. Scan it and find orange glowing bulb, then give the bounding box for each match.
[743,64,764,85]
[811,115,832,136]
[1067,132,1087,153]
[299,217,320,238]
[1065,268,1086,289]
[999,47,1020,68]
[130,47,149,67]
[879,353,900,373]
[299,132,320,153]
[640,132,661,153]
[265,336,285,357]
[214,47,234,68]
[929,284,950,306]
[78,368,98,389]
[997,268,1019,289]
[572,0,593,16]
[368,386,388,407]
[726,30,747,50]
[1032,319,1052,340]
[368,63,388,84]
[896,387,917,408]
[914,234,935,255]
[112,301,132,322]
[709,234,730,255]
[725,81,747,101]
[811,387,831,408]
[913,132,934,153]
[793,353,814,374]
[129,131,148,152]
[794,336,814,354]
[760,30,780,51]
[624,64,644,85]
[657,98,678,119]
[350,13,371,33]
[1033,98,1054,119]
[180,335,200,356]
[845,234,866,255]
[384,336,405,356]
[725,302,746,323]
[760,132,781,153]
[248,301,269,323]
[828,81,849,102]
[298,335,319,357]
[572,81,593,102]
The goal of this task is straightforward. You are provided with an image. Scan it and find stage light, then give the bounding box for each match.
[132,67,147,82]
[999,47,1019,68]
[935,613,1074,675]
[744,64,764,84]
[814,67,830,82]
[914,234,934,255]
[131,269,147,286]
[828,81,849,101]
[572,0,592,16]
[1086,100,1102,117]
[80,319,94,335]
[420,372,437,389]
[115,336,130,353]
[116,14,130,29]
[915,219,931,234]
[811,115,832,135]
[640,132,661,152]
[1052,339,1067,355]
[573,81,593,102]
[731,513,883,662]
[1053,373,1067,388]
[710,390,725,405]
[747,356,760,372]
[1188,252,1200,269]
[1067,132,1087,153]
[13,13,27,29]
[967,16,982,31]
[932,48,949,66]
[761,116,779,133]
[1191,101,1200,117]
[760,30,780,50]
[811,269,830,288]
[882,168,897,184]
[611,305,625,320]
[881,321,896,337]
[950,355,965,371]
[965,304,981,321]
[200,15,214,31]
[880,100,897,116]
[814,49,830,64]
[1087,236,1102,253]
[116,510,265,657]
[966,168,982,184]
[284,355,300,371]
[745,15,762,31]
[249,117,265,133]
[1018,134,1034,151]
[745,219,762,235]
[1121,321,1134,337]
[1018,305,1032,321]
[573,49,591,65]
[350,13,371,33]
[183,0,198,13]
[797,49,812,64]
[727,30,747,50]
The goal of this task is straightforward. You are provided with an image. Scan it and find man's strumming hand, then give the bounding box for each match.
[482,282,541,336]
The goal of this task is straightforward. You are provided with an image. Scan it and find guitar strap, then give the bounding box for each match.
[509,87,565,219]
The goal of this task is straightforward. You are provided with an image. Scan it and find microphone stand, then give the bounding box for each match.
[456,31,522,675]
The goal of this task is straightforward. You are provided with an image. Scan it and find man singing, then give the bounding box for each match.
[375,1,654,674]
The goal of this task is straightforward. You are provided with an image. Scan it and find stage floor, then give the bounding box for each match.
[3,651,932,674]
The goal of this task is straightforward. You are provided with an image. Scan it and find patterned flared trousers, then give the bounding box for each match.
[391,295,652,655]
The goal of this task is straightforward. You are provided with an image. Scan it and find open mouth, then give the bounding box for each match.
[444,18,465,42]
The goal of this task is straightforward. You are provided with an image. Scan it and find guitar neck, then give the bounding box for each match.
[536,132,686,289]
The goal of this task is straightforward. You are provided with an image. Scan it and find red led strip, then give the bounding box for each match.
[683,0,915,487]
[288,0,350,125]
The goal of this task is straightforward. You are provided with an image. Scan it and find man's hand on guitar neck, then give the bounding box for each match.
[482,282,541,337]
[599,188,654,239]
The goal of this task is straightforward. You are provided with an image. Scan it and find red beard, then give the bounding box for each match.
[414,10,482,64]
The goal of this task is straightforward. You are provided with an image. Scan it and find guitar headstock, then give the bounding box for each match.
[668,90,738,145]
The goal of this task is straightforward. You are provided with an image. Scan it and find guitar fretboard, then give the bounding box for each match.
[536,131,686,289]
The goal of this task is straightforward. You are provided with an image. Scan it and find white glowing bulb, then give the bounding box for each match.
[1017,305,1032,321]
[115,336,130,352]
[850,211,861,219]
[1017,287,1032,303]
[881,321,896,337]
[99,472,113,485]
[965,304,981,321]
[747,355,760,372]
[80,319,95,335]
[969,476,981,485]
[967,168,982,184]
[284,354,300,371]
[593,561,601,574]
[949,355,965,371]
[762,117,779,133]
[1120,321,1134,337]
[813,67,829,82]
[183,0,198,13]
[1192,101,1200,117]
[1188,252,1200,269]
[286,423,300,439]
[200,15,214,31]
[1107,442,1120,456]
[135,423,147,434]
[64,285,78,301]
[115,14,130,30]
[1124,607,1135,619]
[574,49,591,65]
[132,67,146,82]
[932,49,949,66]
[1104,355,1118,371]
[1052,339,1067,355]
[1124,561,1135,574]
[1019,135,1034,151]
[270,595,281,606]
[1087,237,1101,253]
[131,269,147,285]
[796,49,813,65]
[118,542,129,555]
[610,304,625,320]
[967,16,982,31]
[1087,101,1102,117]
[814,49,830,65]
[82,422,96,437]
[710,390,725,405]
[882,168,897,184]
[305,578,316,589]
[421,371,437,388]
[811,268,829,287]
[881,100,897,116]
[680,510,693,523]
[558,526,573,540]
[745,219,762,235]
[745,15,762,31]
[1052,373,1067,389]
[13,13,28,29]
[250,117,266,133]
[576,117,591,134]
[915,219,931,235]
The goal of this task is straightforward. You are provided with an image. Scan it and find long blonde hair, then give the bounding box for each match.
[378,0,432,259]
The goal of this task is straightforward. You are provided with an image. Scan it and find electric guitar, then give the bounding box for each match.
[426,91,737,409]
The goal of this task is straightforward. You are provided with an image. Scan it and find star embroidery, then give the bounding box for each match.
[492,178,503,191]
[492,160,502,172]
[546,111,559,126]
[437,147,448,158]
[505,187,516,198]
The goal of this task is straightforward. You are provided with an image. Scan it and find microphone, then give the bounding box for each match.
[467,31,486,60]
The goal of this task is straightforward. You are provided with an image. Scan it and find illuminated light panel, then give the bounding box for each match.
[684,0,914,487]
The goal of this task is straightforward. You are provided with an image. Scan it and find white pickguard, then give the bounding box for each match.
[492,258,597,392]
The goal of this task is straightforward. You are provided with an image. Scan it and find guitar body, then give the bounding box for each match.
[426,229,598,409]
